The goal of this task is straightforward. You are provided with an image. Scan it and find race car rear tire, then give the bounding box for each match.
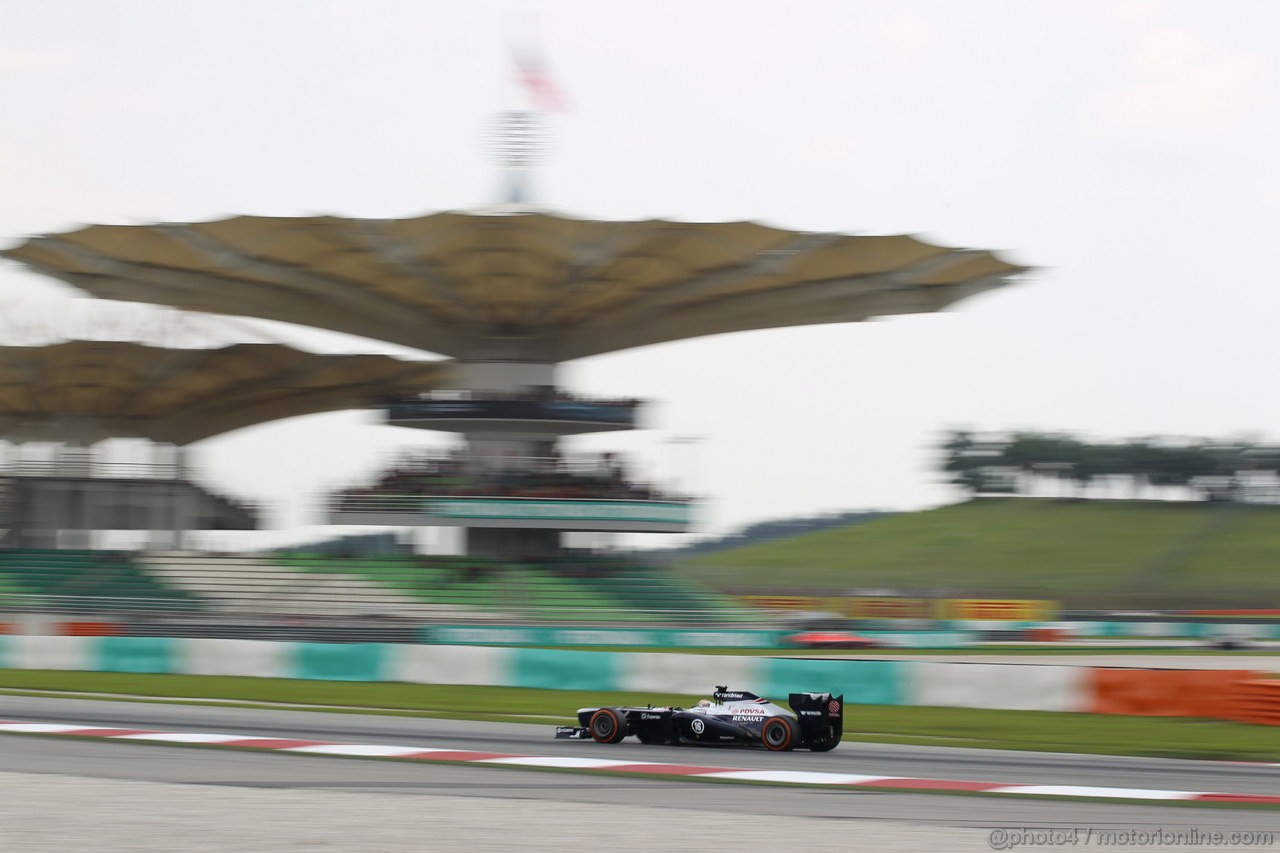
[589,708,627,744]
[761,716,798,751]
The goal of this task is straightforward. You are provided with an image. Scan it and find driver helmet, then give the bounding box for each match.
[695,699,713,708]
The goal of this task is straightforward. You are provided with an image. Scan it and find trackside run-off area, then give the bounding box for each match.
[4,666,1280,761]
[3,717,1280,805]
[16,773,1275,853]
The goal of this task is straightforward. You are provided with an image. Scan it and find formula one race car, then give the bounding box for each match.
[554,686,843,752]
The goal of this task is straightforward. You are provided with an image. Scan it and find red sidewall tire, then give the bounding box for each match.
[761,716,797,751]
[589,708,627,744]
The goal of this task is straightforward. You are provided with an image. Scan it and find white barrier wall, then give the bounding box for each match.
[620,652,761,694]
[390,644,507,687]
[0,637,1098,716]
[906,662,1087,712]
[180,638,289,679]
[8,636,93,671]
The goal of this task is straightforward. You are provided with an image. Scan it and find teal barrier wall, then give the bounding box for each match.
[420,625,790,648]
[761,658,904,706]
[508,647,622,691]
[0,637,1111,713]
[940,621,1045,633]
[293,642,389,682]
[1068,621,1280,639]
[423,626,545,645]
[423,498,690,524]
[96,636,175,674]
[860,631,976,648]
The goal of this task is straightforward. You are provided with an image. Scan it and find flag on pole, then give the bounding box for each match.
[507,11,567,113]
[512,43,567,113]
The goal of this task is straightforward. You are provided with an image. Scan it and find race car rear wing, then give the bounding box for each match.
[788,691,843,740]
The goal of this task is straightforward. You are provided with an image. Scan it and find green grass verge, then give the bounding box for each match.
[3,669,1280,761]
[0,670,644,717]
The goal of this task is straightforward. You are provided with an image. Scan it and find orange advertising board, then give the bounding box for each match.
[742,596,1056,621]
[942,599,1055,621]
[846,597,934,619]
[741,595,821,611]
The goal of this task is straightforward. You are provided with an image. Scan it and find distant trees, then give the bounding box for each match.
[942,430,1280,503]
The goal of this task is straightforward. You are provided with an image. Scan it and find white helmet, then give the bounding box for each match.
[695,698,713,708]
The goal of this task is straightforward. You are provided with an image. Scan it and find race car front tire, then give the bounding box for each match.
[589,708,627,744]
[761,716,798,751]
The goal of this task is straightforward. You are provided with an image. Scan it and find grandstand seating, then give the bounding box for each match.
[497,568,629,620]
[0,573,27,601]
[275,555,640,620]
[272,554,738,623]
[332,452,683,509]
[565,562,740,616]
[139,553,468,618]
[0,548,740,624]
[0,549,195,610]
[276,555,500,610]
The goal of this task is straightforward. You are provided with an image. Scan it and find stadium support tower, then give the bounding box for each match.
[329,386,682,558]
[5,211,1028,557]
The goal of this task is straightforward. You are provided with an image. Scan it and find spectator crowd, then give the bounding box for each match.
[333,451,686,506]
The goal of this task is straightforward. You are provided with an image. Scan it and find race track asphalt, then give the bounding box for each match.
[1,695,1277,831]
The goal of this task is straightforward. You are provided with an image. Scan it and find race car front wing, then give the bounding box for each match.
[555,726,591,740]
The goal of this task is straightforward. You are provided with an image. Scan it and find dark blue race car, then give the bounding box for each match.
[555,685,843,752]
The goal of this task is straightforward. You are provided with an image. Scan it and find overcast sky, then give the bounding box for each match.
[2,0,1278,548]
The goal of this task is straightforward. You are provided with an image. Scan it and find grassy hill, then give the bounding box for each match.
[674,498,1280,609]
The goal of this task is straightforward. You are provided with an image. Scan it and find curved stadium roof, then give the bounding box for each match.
[0,341,450,444]
[3,210,1029,362]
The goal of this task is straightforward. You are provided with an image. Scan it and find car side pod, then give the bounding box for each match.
[788,692,844,752]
